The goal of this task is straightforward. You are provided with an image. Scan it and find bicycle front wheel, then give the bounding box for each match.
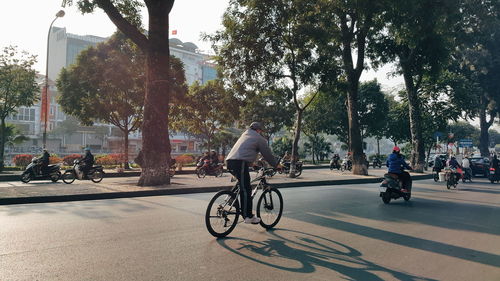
[257,187,283,229]
[205,190,240,238]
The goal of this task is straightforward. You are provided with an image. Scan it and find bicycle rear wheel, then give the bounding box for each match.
[205,190,240,238]
[257,187,283,229]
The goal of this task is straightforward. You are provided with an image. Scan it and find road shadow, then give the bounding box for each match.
[218,228,435,281]
[291,212,500,268]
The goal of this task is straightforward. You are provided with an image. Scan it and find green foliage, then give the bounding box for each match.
[271,136,292,158]
[303,135,332,163]
[0,46,38,170]
[170,80,239,151]
[304,80,389,143]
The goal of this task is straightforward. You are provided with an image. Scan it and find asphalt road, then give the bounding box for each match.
[1,179,499,281]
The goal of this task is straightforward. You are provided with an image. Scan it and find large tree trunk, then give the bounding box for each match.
[346,83,367,175]
[401,63,425,172]
[138,5,172,186]
[289,109,303,178]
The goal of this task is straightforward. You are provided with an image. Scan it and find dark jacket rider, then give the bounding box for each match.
[80,148,94,176]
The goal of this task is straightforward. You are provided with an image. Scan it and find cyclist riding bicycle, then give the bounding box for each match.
[226,122,279,224]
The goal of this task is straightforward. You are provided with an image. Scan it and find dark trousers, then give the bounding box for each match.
[227,159,253,218]
[398,171,412,189]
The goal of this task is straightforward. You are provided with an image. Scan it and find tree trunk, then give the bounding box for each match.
[289,109,303,178]
[401,63,425,172]
[138,6,172,186]
[123,130,130,169]
[479,95,494,157]
[377,138,380,155]
[346,82,367,175]
[0,118,5,171]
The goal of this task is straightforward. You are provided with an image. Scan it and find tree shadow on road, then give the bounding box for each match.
[218,228,436,281]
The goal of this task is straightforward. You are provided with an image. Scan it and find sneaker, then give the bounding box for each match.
[244,216,261,224]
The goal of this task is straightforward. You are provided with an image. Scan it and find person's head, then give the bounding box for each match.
[249,121,264,135]
[42,147,48,152]
[84,147,90,152]
[392,146,400,154]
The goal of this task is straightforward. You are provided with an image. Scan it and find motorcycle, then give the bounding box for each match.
[432,167,442,182]
[329,158,340,170]
[62,159,105,184]
[379,172,411,204]
[488,167,500,184]
[462,167,472,183]
[278,160,303,177]
[372,158,382,168]
[340,158,352,172]
[21,158,61,183]
[445,167,461,189]
[196,159,224,178]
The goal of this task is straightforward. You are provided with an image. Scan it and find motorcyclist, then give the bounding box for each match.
[226,122,279,224]
[80,147,94,178]
[210,150,219,169]
[490,154,499,177]
[447,155,462,183]
[386,146,412,192]
[36,148,50,175]
[331,153,340,169]
[462,155,472,179]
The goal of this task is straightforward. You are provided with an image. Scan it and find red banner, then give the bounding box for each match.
[40,86,50,127]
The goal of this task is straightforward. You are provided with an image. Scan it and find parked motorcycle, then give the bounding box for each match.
[196,160,224,178]
[379,172,411,204]
[278,160,303,177]
[21,158,61,183]
[329,158,340,170]
[62,159,105,184]
[488,167,500,184]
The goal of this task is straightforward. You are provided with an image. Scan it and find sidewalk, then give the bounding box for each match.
[0,167,432,205]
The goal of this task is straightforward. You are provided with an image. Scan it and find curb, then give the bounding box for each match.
[0,174,432,206]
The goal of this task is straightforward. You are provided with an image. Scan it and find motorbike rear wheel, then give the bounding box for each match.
[381,192,391,204]
[403,193,411,201]
[21,172,32,183]
[197,168,207,178]
[215,168,223,177]
[50,171,61,182]
[90,170,104,183]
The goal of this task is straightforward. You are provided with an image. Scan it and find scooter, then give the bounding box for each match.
[21,158,61,183]
[488,167,500,184]
[340,158,352,172]
[379,172,411,204]
[62,159,105,184]
[278,160,303,177]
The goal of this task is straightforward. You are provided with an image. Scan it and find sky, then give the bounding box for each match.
[0,0,403,89]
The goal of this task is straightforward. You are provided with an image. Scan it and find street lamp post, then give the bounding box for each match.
[43,10,65,148]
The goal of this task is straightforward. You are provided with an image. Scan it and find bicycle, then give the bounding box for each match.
[205,167,284,238]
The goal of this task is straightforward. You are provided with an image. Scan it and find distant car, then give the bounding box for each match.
[428,154,447,168]
[469,157,490,177]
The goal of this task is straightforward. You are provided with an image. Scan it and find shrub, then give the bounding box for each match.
[63,154,82,165]
[49,156,63,164]
[175,154,195,166]
[12,154,34,167]
[96,154,126,166]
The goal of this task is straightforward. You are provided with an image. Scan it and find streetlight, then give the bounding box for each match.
[43,9,65,148]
